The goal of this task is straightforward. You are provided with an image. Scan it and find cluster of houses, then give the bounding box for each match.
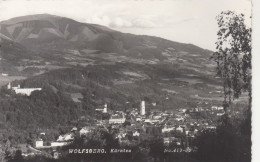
[24,100,227,159]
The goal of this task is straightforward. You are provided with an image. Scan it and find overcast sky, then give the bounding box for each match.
[0,0,251,50]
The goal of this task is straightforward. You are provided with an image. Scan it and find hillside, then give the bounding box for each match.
[0,14,225,143]
[0,14,215,83]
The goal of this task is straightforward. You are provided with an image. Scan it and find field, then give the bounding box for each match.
[0,75,26,87]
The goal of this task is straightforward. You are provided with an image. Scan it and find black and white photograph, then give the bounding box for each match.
[0,0,256,162]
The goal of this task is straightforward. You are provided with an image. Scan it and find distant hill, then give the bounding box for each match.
[0,14,211,53]
[0,13,221,106]
[0,14,214,75]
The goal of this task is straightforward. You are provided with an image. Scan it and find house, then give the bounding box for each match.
[79,127,92,137]
[206,126,217,129]
[163,137,176,145]
[175,117,184,122]
[51,142,68,147]
[95,104,108,113]
[1,73,8,76]
[133,131,140,137]
[152,115,162,120]
[179,108,187,113]
[53,152,61,159]
[217,112,225,116]
[116,133,126,139]
[211,106,218,111]
[109,118,126,124]
[162,126,175,133]
[176,126,184,133]
[35,139,43,148]
[40,132,46,136]
[71,127,77,132]
[109,113,126,124]
[57,133,74,142]
[136,117,142,121]
[144,119,159,124]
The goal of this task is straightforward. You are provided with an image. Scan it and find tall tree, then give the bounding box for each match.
[214,11,251,111]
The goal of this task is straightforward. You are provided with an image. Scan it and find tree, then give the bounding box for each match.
[214,11,251,111]
[194,11,252,162]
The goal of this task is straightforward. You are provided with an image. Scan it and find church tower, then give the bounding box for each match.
[7,82,11,89]
[103,103,107,113]
[140,101,145,115]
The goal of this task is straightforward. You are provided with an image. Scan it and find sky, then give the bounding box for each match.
[0,0,252,50]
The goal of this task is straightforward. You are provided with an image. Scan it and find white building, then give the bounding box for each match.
[144,119,159,124]
[79,127,92,137]
[95,103,108,113]
[162,126,175,133]
[217,106,224,111]
[176,126,184,133]
[133,131,140,137]
[7,82,42,96]
[103,104,107,113]
[40,132,46,136]
[51,142,68,147]
[35,139,43,148]
[1,73,8,76]
[217,112,225,116]
[140,101,145,115]
[7,82,11,89]
[71,127,78,132]
[163,137,176,145]
[136,117,142,122]
[116,133,126,139]
[206,126,217,129]
[179,108,187,113]
[175,117,185,122]
[109,118,126,124]
[211,106,218,111]
[57,133,74,142]
[109,112,126,124]
[152,115,162,120]
[14,88,42,96]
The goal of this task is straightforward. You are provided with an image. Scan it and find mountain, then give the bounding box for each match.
[0,14,210,53]
[0,13,221,103]
[0,14,226,138]
[0,14,214,74]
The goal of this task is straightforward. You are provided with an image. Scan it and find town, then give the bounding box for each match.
[17,98,231,159]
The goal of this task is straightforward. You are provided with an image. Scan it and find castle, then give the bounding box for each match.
[7,82,42,96]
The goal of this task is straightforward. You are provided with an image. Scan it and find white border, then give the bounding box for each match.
[252,0,260,162]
